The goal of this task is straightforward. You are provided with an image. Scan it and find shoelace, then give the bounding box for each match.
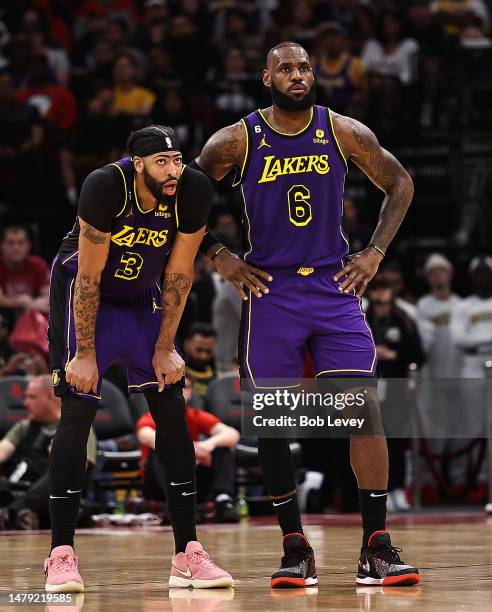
[374,544,403,564]
[49,554,78,573]
[281,546,310,568]
[186,550,217,568]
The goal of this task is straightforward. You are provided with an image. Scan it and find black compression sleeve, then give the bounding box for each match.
[200,229,222,255]
[177,166,214,233]
[77,165,125,232]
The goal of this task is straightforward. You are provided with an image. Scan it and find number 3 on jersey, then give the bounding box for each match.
[288,185,312,227]
[115,251,144,280]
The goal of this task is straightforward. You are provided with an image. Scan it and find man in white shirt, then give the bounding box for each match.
[417,254,463,491]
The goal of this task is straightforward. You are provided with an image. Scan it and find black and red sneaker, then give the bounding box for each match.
[271,533,318,588]
[356,531,421,586]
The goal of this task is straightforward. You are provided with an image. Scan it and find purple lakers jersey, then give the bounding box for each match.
[239,105,348,268]
[59,157,178,299]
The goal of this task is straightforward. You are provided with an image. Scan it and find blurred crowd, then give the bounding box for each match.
[1,0,492,527]
[1,0,491,240]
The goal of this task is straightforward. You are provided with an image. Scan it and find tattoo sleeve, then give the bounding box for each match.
[335,114,414,251]
[197,122,246,181]
[73,273,100,355]
[155,272,192,350]
[75,220,110,357]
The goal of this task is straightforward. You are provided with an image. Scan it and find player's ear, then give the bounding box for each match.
[262,67,271,88]
[133,156,144,174]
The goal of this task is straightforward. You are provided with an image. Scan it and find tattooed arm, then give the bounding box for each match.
[331,113,414,295]
[195,122,272,299]
[65,218,110,394]
[152,227,206,391]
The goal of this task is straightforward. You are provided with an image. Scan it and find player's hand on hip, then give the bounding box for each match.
[214,249,272,300]
[66,353,99,395]
[152,347,185,391]
[333,248,384,297]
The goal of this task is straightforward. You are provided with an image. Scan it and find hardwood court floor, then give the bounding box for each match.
[1,514,492,611]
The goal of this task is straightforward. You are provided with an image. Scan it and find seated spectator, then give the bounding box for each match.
[0,226,50,323]
[16,51,78,132]
[136,377,240,523]
[0,375,97,529]
[362,11,419,86]
[312,22,367,116]
[112,53,156,118]
[184,323,217,404]
[131,0,170,51]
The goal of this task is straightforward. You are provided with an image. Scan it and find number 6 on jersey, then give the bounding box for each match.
[288,184,312,227]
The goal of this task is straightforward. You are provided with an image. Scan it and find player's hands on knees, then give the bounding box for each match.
[66,353,99,395]
[333,248,384,297]
[214,249,272,300]
[152,347,185,391]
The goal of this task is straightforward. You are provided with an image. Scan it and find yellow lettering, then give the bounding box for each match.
[258,156,276,183]
[282,157,297,175]
[135,227,149,245]
[147,230,159,246]
[258,154,331,183]
[317,155,330,174]
[111,225,135,246]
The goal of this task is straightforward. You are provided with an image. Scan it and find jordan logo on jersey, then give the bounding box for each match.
[257,134,272,150]
[258,154,330,184]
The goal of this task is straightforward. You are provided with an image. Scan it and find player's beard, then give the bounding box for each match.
[270,82,316,112]
[143,167,169,201]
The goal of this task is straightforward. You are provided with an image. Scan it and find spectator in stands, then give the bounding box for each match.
[366,277,424,512]
[212,209,240,246]
[0,72,44,204]
[206,46,257,126]
[312,22,367,116]
[417,254,462,378]
[184,323,217,405]
[145,46,181,98]
[362,10,419,86]
[450,256,492,379]
[0,375,97,530]
[112,53,156,118]
[19,8,71,86]
[417,253,463,496]
[71,85,131,180]
[0,226,50,321]
[136,376,240,523]
[16,51,78,132]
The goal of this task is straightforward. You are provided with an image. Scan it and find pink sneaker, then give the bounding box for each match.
[169,541,234,588]
[44,546,84,593]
